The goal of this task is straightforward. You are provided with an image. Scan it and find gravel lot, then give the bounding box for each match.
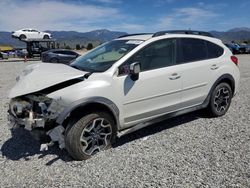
[0,56,250,187]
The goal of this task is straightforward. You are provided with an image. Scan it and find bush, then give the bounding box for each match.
[65,45,71,50]
[86,43,93,50]
[76,44,81,50]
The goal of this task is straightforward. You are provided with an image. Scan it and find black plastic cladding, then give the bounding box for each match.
[152,30,214,38]
[118,30,214,39]
[118,33,153,38]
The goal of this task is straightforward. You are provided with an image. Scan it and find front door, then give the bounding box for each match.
[116,39,182,128]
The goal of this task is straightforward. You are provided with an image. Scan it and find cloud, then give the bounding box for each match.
[111,23,145,33]
[0,0,121,31]
[0,1,222,33]
[154,0,176,7]
[175,7,218,23]
[155,7,219,30]
[91,0,122,4]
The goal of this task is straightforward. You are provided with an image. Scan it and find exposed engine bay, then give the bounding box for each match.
[8,94,67,150]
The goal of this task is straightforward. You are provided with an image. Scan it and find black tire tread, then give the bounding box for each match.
[65,111,116,160]
[206,82,232,117]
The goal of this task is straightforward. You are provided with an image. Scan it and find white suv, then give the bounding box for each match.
[8,30,240,160]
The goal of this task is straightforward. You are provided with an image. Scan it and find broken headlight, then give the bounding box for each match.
[10,99,32,118]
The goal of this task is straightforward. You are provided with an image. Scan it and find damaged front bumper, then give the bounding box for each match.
[7,95,67,150]
[7,111,45,130]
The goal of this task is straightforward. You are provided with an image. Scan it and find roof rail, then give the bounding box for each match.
[118,33,153,38]
[152,30,214,38]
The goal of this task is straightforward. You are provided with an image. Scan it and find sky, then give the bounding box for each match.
[0,0,249,33]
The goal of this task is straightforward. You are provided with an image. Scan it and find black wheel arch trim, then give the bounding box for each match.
[56,97,120,129]
[202,74,235,108]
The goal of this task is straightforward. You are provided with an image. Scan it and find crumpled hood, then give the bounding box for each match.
[9,63,87,98]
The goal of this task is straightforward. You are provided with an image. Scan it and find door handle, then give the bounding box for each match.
[211,64,219,70]
[169,73,181,80]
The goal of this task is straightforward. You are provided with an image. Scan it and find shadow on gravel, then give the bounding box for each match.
[114,110,203,148]
[1,128,73,165]
[1,110,206,163]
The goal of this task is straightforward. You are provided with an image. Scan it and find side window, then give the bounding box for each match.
[177,38,207,63]
[206,41,224,58]
[58,51,67,55]
[66,51,77,56]
[119,39,176,75]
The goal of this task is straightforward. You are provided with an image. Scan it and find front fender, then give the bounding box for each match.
[56,97,120,129]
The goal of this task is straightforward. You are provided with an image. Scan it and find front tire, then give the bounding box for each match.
[65,112,116,160]
[207,82,232,117]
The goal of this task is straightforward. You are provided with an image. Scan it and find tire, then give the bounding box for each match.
[43,35,49,39]
[65,111,116,160]
[50,58,59,63]
[207,82,232,117]
[19,34,26,40]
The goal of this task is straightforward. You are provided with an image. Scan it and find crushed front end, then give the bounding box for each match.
[8,94,67,150]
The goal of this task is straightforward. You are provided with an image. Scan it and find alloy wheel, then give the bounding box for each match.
[80,118,112,156]
[214,87,230,113]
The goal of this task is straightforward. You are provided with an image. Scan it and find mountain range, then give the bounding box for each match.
[0,27,250,48]
[0,29,127,48]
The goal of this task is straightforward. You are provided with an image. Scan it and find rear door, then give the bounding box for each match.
[177,38,224,108]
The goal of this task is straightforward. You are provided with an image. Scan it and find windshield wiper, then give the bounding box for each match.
[84,72,93,79]
[71,65,90,72]
[71,64,81,70]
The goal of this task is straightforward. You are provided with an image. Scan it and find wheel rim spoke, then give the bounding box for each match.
[79,117,112,156]
[214,86,230,113]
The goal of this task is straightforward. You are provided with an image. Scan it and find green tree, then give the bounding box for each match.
[76,44,81,50]
[65,45,71,50]
[86,43,93,50]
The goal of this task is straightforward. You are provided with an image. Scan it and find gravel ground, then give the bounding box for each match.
[0,56,250,187]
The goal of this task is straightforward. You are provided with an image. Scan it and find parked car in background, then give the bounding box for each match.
[0,51,8,59]
[16,49,28,58]
[238,44,247,54]
[12,28,52,40]
[245,45,250,54]
[224,43,240,54]
[41,49,80,64]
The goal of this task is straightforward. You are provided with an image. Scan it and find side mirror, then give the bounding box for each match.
[129,62,140,81]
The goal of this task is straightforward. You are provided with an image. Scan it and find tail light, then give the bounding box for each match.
[231,56,239,66]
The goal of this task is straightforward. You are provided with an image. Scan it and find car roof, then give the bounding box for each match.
[45,49,78,54]
[117,30,218,42]
[116,34,153,41]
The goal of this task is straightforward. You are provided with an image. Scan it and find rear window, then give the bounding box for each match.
[177,38,224,64]
[206,41,224,58]
[177,38,207,63]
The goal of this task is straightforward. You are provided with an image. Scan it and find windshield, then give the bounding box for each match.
[70,40,143,72]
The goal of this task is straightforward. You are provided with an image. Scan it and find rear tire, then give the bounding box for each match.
[19,34,26,40]
[50,58,59,63]
[65,111,116,160]
[43,35,49,39]
[207,82,232,117]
